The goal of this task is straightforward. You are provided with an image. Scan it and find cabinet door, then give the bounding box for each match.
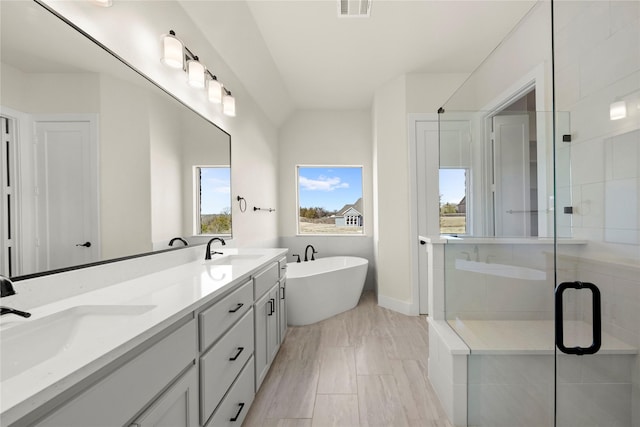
[129,366,198,427]
[278,278,287,343]
[35,320,196,427]
[254,290,271,390]
[267,286,280,362]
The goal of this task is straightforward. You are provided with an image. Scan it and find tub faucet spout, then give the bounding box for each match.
[205,237,226,260]
[304,245,318,262]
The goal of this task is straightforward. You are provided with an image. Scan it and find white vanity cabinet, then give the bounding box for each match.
[34,318,197,427]
[4,250,289,427]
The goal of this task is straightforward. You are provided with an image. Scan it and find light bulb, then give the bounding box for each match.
[223,92,236,117]
[208,77,223,104]
[161,32,183,69]
[187,59,205,88]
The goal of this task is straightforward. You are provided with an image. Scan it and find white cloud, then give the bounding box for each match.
[299,175,349,192]
[205,177,231,194]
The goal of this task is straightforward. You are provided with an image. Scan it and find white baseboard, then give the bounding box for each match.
[377,293,417,316]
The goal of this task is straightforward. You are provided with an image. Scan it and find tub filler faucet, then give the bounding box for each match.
[205,237,226,260]
[304,245,318,262]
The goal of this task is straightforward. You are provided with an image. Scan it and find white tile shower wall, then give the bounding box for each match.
[467,355,554,427]
[575,257,640,427]
[554,0,640,261]
[467,353,633,427]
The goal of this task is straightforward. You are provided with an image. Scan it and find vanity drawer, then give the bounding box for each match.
[278,256,287,279]
[200,309,254,424]
[205,356,255,427]
[199,279,253,352]
[253,262,278,299]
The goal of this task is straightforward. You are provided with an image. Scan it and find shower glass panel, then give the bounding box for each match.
[441,110,565,427]
[552,1,639,426]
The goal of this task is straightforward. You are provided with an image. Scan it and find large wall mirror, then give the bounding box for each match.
[0,1,232,279]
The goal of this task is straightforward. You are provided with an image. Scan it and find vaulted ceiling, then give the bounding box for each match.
[179,0,537,125]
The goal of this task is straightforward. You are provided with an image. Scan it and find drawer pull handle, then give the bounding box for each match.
[268,299,274,316]
[228,303,244,313]
[229,347,245,361]
[230,402,245,422]
[280,287,285,300]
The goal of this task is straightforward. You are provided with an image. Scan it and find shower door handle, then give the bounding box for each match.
[555,281,601,355]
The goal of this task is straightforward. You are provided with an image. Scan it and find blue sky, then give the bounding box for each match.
[200,167,231,214]
[439,169,466,205]
[298,166,362,211]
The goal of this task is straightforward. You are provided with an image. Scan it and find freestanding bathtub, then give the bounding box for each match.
[286,256,368,326]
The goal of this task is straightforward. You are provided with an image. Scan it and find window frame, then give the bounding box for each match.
[194,165,232,237]
[296,165,365,237]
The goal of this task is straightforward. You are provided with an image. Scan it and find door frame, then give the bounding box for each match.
[408,113,439,315]
[480,63,551,237]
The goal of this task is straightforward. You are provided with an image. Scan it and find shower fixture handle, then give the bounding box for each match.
[555,281,601,355]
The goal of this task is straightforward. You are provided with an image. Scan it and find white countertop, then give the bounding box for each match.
[0,248,287,424]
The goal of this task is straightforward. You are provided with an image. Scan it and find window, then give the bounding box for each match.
[297,166,364,235]
[439,168,467,235]
[195,166,231,235]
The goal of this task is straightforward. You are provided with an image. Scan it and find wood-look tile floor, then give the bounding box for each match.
[242,291,453,427]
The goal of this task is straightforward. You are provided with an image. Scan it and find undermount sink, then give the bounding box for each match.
[206,254,263,266]
[0,305,155,382]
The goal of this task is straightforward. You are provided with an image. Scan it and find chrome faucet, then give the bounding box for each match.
[168,237,188,247]
[473,245,479,262]
[304,245,318,262]
[0,275,31,318]
[205,237,226,260]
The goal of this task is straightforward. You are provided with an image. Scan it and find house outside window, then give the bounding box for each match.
[297,166,364,235]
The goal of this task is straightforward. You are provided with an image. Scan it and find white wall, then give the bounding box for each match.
[278,110,376,290]
[99,75,153,259]
[372,73,468,313]
[372,75,412,309]
[39,0,281,250]
[149,91,183,248]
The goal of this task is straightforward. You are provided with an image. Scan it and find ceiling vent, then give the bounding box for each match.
[338,0,371,17]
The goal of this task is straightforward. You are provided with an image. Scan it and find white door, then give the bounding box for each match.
[34,119,99,271]
[492,114,531,237]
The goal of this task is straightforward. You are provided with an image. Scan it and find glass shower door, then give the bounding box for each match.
[552,1,639,426]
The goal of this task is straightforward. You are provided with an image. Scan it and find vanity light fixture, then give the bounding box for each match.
[222,89,236,117]
[161,31,184,69]
[161,30,236,115]
[609,100,627,121]
[207,73,223,104]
